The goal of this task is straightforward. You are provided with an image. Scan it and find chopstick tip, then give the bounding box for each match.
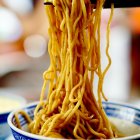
[44,2,53,5]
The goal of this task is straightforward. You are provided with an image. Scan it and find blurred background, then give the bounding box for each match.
[0,0,49,102]
[0,0,140,105]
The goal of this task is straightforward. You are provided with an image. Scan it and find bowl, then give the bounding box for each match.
[0,93,26,139]
[8,101,140,140]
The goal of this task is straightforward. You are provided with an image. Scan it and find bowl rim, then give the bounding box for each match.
[8,101,51,140]
[8,101,140,140]
[0,93,27,115]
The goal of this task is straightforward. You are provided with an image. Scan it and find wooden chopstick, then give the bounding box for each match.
[44,2,53,5]
[44,0,140,8]
[91,0,140,8]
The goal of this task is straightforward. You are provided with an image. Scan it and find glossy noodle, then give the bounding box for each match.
[15,0,117,139]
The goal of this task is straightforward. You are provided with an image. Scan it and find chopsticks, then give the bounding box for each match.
[100,0,140,8]
[44,0,140,8]
[44,2,52,5]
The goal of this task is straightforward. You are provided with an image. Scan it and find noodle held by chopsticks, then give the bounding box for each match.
[16,0,117,139]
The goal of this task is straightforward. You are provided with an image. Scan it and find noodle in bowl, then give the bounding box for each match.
[6,0,139,139]
[8,101,140,140]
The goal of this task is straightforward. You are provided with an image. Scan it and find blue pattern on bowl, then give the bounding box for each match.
[103,102,140,126]
[8,102,140,140]
[11,130,36,140]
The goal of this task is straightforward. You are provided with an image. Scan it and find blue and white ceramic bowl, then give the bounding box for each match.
[8,101,140,140]
[0,93,26,139]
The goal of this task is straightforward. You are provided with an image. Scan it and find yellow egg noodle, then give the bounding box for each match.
[15,0,120,139]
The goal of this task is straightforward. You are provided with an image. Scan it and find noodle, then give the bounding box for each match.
[15,0,118,139]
